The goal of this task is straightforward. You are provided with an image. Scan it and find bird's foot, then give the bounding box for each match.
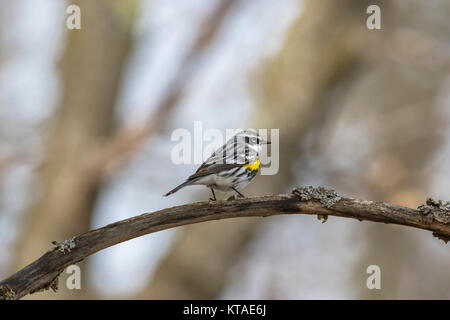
[231,187,245,198]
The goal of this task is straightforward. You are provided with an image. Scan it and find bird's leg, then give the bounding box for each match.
[209,188,217,201]
[232,187,245,198]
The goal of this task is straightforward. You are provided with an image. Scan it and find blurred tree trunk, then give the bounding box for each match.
[14,0,138,299]
[254,0,450,299]
[242,0,381,299]
[256,0,375,190]
[353,81,447,299]
[351,0,450,299]
[135,0,375,299]
[220,0,395,298]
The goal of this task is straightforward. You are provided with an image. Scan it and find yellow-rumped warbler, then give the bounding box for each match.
[164,130,270,200]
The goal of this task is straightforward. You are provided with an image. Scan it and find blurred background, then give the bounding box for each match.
[0,0,449,299]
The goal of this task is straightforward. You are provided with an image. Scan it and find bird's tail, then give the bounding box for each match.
[163,180,192,197]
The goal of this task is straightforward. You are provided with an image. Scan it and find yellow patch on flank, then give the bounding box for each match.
[243,157,260,171]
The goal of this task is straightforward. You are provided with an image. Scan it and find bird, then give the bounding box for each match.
[164,130,271,200]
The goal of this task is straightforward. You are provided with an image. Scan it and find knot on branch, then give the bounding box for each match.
[317,214,328,224]
[51,236,76,253]
[432,232,450,244]
[0,285,16,300]
[293,186,341,208]
[418,198,450,224]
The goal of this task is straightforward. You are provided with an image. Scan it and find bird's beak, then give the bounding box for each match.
[265,141,271,145]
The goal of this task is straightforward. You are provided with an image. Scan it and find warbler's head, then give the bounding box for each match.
[233,130,271,151]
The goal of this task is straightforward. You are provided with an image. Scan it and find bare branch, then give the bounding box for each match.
[1,186,449,300]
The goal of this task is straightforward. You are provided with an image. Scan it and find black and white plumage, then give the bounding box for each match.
[164,130,270,200]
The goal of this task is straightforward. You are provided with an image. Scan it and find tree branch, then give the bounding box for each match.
[1,186,449,300]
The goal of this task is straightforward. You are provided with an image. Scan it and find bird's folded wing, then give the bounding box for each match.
[188,163,242,180]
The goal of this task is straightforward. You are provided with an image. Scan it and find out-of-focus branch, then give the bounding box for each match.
[1,186,449,300]
[88,0,240,178]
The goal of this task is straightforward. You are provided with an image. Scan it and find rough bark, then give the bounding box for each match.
[1,187,449,300]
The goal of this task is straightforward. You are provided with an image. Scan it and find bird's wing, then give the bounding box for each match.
[188,162,242,180]
[187,137,259,181]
